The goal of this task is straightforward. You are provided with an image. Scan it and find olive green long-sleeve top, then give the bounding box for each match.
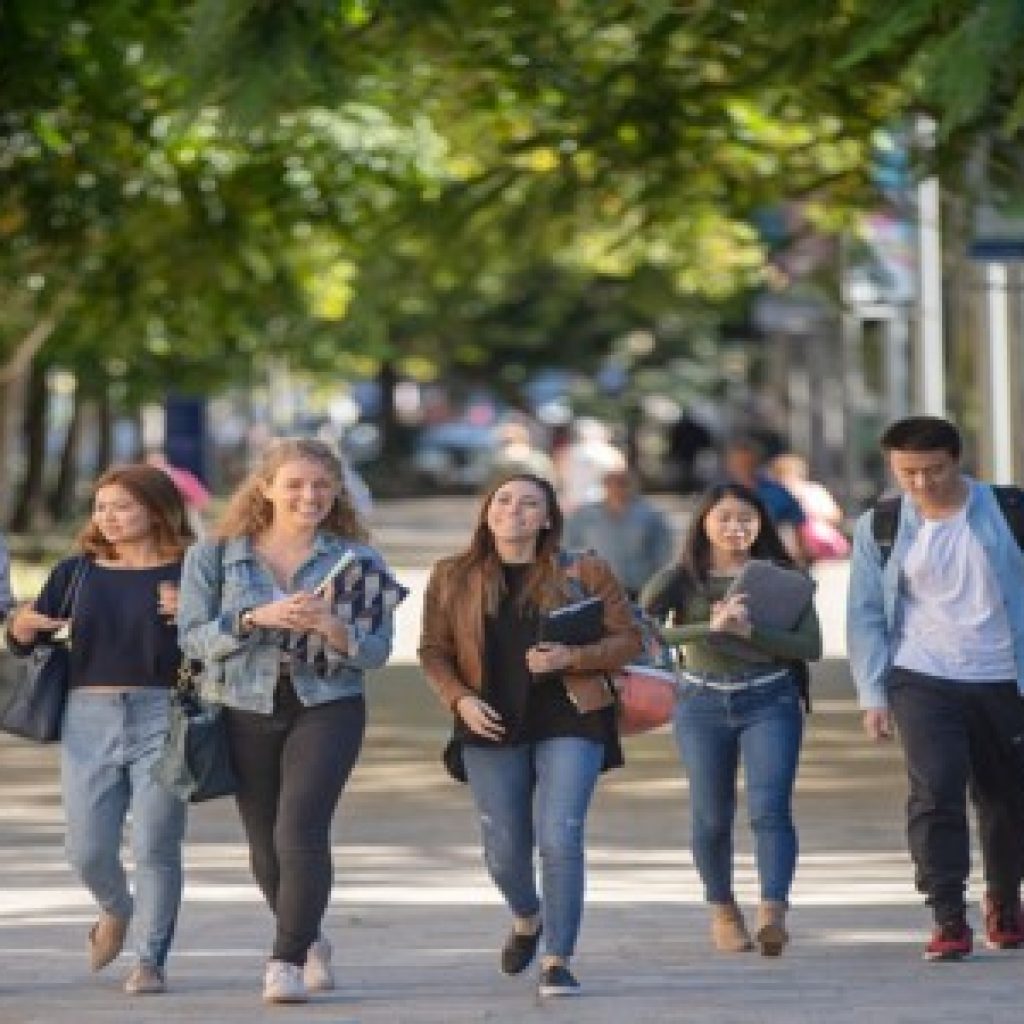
[640,565,822,675]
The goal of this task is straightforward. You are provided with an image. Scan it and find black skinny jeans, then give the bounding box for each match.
[225,678,365,964]
[888,668,1024,924]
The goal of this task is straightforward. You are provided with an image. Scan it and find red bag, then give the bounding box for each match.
[612,665,678,736]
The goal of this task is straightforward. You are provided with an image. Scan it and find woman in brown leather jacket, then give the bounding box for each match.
[419,472,641,998]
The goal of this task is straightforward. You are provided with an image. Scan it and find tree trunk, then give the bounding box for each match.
[126,405,144,462]
[96,380,113,472]
[0,376,28,526]
[49,382,85,522]
[10,360,51,533]
[0,285,75,524]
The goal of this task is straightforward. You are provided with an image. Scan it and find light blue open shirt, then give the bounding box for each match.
[177,534,394,714]
[846,479,1024,710]
[0,534,13,619]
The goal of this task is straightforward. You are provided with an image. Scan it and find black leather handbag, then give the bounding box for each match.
[0,558,89,743]
[151,661,237,803]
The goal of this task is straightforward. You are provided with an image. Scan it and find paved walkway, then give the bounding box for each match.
[1,656,1017,1024]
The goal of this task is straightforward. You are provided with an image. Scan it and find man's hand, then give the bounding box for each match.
[862,708,893,741]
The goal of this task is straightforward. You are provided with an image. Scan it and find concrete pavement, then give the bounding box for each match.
[2,663,1018,1023]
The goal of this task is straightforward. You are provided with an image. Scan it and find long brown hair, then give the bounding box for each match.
[451,472,565,614]
[216,437,368,542]
[77,464,193,560]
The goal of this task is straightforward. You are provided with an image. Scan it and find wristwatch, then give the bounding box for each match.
[236,607,256,636]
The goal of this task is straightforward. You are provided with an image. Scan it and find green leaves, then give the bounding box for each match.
[4,0,1024,415]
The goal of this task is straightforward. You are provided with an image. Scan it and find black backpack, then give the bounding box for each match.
[871,485,1024,567]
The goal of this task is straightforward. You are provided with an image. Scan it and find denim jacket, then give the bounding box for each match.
[0,534,13,620]
[846,479,1024,709]
[177,533,395,713]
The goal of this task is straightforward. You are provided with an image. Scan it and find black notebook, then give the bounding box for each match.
[540,596,604,646]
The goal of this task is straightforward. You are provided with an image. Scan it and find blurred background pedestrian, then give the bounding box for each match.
[563,457,674,601]
[770,453,850,562]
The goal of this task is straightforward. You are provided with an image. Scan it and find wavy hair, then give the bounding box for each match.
[77,464,193,560]
[451,472,565,614]
[216,438,368,542]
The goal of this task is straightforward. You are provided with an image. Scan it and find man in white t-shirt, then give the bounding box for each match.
[847,416,1024,962]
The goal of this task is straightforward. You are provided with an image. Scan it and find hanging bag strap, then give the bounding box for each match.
[57,556,90,629]
[177,540,226,696]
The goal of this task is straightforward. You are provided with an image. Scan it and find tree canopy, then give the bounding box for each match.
[2,0,1022,499]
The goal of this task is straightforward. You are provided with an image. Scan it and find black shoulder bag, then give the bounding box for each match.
[1,557,89,743]
[151,542,237,802]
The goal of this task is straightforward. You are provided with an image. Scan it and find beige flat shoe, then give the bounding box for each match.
[124,963,165,995]
[88,911,129,971]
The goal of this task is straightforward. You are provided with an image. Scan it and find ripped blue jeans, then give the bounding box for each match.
[462,737,604,959]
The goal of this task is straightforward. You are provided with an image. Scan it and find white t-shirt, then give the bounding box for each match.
[893,498,1016,681]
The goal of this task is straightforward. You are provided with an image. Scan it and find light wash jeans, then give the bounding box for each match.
[673,673,803,905]
[60,688,187,968]
[462,737,604,959]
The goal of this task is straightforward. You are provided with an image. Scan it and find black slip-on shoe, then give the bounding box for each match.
[538,964,581,997]
[500,924,542,975]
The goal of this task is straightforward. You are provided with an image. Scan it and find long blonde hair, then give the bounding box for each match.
[216,438,369,542]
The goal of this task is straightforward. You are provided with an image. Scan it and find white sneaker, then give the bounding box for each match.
[262,960,308,1004]
[304,936,335,992]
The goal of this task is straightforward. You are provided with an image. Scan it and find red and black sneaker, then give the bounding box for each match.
[923,918,973,962]
[983,895,1024,950]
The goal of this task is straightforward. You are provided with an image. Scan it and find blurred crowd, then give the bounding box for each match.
[477,414,849,600]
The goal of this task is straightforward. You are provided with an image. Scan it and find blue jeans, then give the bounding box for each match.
[462,737,604,959]
[673,674,803,905]
[60,688,187,968]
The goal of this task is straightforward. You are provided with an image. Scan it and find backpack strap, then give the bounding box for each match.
[871,496,902,568]
[873,487,1024,566]
[992,485,1024,553]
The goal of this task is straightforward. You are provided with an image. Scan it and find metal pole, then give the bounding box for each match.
[841,311,862,510]
[917,173,945,415]
[986,263,1013,482]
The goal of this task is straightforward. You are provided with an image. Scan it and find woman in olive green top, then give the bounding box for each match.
[641,482,821,957]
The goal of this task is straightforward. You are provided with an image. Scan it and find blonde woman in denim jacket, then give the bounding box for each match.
[177,438,396,1004]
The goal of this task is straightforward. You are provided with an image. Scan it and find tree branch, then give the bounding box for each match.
[0,285,77,384]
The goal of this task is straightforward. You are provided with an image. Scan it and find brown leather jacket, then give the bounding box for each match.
[418,550,643,715]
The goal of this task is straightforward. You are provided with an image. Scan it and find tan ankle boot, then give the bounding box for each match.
[755,901,789,956]
[710,902,753,952]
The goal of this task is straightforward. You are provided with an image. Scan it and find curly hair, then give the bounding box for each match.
[216,437,368,542]
[77,464,193,560]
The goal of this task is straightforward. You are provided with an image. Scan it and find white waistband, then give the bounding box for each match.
[678,668,790,692]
